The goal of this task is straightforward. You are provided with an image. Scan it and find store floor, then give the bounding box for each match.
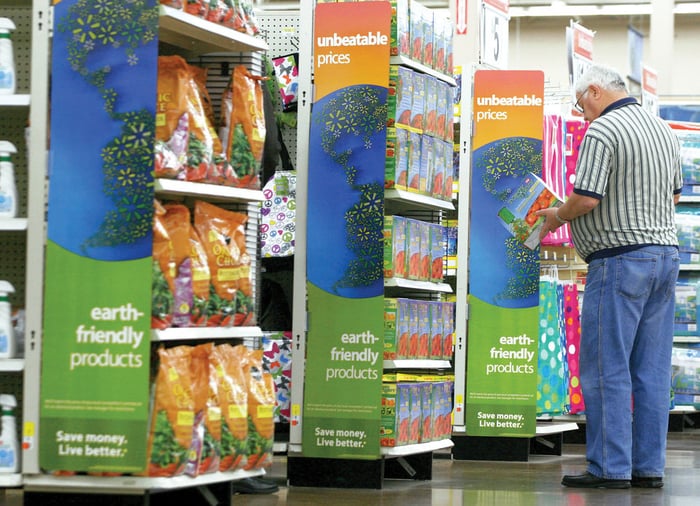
[233,431,700,506]
[0,431,697,505]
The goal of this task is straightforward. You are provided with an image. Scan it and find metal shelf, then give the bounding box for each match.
[0,95,30,107]
[390,56,457,86]
[380,438,453,457]
[384,277,453,293]
[154,179,265,203]
[158,6,268,55]
[0,218,28,231]
[385,188,455,211]
[384,359,451,370]
[152,326,263,342]
[23,468,264,494]
[0,359,24,372]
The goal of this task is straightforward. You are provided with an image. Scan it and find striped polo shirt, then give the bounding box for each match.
[570,98,683,262]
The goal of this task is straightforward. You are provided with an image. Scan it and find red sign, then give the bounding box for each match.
[484,0,509,14]
[456,0,468,35]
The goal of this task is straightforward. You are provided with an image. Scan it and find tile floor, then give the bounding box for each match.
[233,431,700,506]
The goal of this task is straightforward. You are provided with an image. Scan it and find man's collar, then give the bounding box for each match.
[600,96,638,117]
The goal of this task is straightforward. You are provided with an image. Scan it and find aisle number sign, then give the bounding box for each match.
[642,65,659,116]
[466,70,544,437]
[39,0,158,472]
[567,21,595,103]
[480,0,509,69]
[303,1,391,460]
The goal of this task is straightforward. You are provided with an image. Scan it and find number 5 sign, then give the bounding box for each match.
[480,0,509,69]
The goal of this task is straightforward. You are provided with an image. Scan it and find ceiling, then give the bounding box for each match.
[255,0,700,15]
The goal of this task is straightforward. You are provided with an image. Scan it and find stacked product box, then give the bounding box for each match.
[428,222,445,282]
[380,378,411,447]
[675,274,700,336]
[408,381,423,444]
[387,65,413,128]
[383,215,408,279]
[386,126,410,190]
[384,299,454,360]
[380,375,454,446]
[419,381,434,442]
[407,130,422,192]
[390,0,411,58]
[429,300,444,359]
[416,300,430,359]
[407,218,423,280]
[676,206,700,264]
[409,0,425,64]
[441,301,455,361]
[384,216,446,283]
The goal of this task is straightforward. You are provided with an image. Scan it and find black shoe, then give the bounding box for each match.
[231,477,280,494]
[561,472,631,489]
[631,476,663,488]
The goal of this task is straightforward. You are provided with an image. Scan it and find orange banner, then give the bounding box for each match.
[472,70,544,150]
[314,1,392,102]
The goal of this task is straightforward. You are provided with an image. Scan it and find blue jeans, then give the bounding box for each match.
[580,245,679,480]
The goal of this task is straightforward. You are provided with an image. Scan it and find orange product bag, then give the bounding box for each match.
[152,200,175,329]
[244,350,275,470]
[146,346,195,477]
[157,56,217,183]
[189,226,212,327]
[184,343,221,476]
[219,65,266,189]
[211,344,249,471]
[194,200,254,327]
[184,0,209,18]
[162,204,194,327]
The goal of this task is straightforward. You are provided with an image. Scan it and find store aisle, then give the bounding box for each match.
[234,431,700,506]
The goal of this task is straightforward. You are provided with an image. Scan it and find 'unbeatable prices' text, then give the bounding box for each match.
[316,31,388,66]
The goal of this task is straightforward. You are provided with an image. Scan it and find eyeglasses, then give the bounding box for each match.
[574,88,589,114]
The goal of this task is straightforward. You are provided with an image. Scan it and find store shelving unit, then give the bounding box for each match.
[1,0,38,490]
[20,4,271,504]
[286,0,458,488]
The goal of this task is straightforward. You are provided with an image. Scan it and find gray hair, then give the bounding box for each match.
[576,64,627,94]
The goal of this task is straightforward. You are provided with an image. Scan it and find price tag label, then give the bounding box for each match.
[480,1,509,69]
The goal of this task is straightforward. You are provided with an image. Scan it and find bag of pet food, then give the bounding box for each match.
[152,200,175,329]
[220,65,266,189]
[146,346,195,477]
[194,200,254,326]
[211,344,248,471]
[243,350,275,470]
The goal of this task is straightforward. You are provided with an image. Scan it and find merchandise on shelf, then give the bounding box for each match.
[675,209,700,264]
[0,394,18,473]
[672,345,700,408]
[383,215,407,279]
[161,0,260,36]
[0,141,17,218]
[155,56,264,189]
[260,170,296,258]
[390,0,410,58]
[151,199,255,330]
[262,331,292,423]
[380,374,454,447]
[385,125,410,190]
[0,280,15,359]
[674,274,699,336]
[384,298,453,361]
[0,18,15,95]
[145,343,273,477]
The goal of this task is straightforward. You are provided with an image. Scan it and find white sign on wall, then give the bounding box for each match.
[480,0,509,69]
